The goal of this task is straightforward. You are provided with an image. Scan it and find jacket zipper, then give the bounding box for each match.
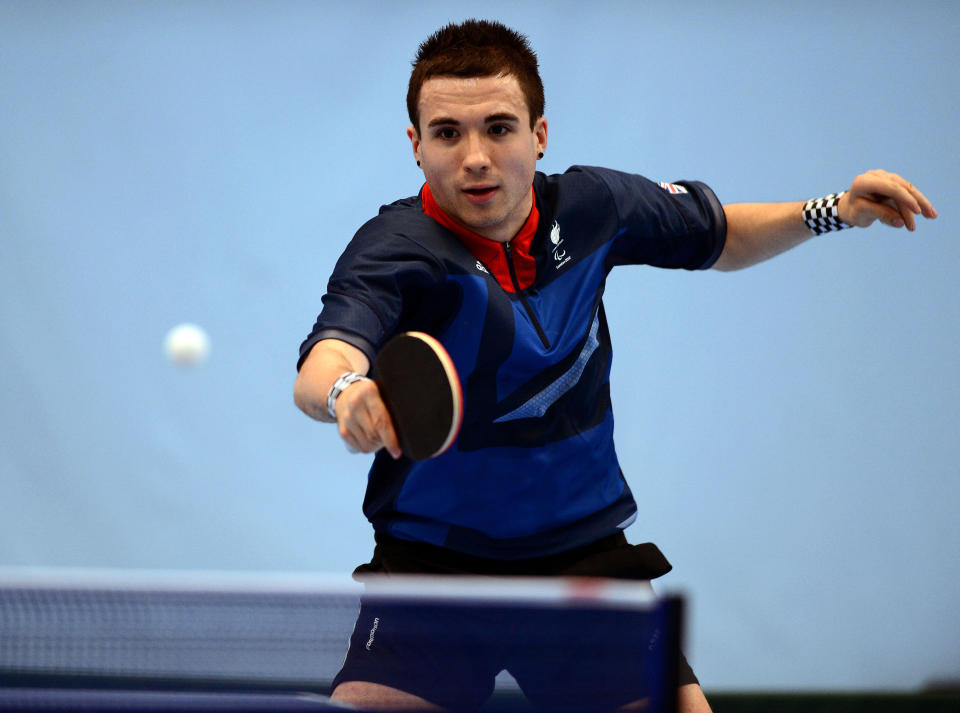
[503,241,550,349]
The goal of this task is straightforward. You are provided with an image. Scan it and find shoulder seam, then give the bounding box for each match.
[389,228,448,278]
[361,202,450,278]
[589,167,625,232]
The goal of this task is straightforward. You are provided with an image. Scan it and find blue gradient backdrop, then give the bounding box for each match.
[2,0,958,691]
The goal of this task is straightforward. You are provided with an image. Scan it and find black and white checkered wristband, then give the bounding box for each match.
[803,192,851,235]
[327,372,370,419]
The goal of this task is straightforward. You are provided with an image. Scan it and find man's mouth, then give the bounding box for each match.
[462,186,498,203]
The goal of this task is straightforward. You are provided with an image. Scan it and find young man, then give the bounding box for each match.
[294,19,936,712]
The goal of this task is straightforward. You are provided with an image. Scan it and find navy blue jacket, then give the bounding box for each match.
[299,166,726,558]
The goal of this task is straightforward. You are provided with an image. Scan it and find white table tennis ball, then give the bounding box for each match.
[164,323,210,366]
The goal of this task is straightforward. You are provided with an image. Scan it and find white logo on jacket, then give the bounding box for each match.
[549,221,571,269]
[365,617,380,650]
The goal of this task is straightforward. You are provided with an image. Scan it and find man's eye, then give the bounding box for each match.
[437,128,458,139]
[489,125,510,136]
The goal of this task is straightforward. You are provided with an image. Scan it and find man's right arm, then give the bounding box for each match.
[294,339,402,459]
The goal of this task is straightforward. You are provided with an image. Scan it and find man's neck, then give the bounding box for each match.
[420,182,537,245]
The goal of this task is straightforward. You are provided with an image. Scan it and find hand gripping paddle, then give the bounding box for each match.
[373,332,463,460]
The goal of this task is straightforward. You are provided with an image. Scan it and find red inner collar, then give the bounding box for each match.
[421,182,538,293]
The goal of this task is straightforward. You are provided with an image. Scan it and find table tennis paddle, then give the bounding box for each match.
[373,331,463,460]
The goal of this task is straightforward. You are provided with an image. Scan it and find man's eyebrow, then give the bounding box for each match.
[426,116,461,128]
[485,113,520,123]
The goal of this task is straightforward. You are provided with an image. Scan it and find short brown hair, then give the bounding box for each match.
[407,19,545,133]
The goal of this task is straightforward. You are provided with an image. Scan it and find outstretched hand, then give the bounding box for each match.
[839,169,938,231]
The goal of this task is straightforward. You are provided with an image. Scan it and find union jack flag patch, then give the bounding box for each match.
[658,181,688,194]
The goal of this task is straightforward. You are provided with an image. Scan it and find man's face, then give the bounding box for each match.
[408,74,548,244]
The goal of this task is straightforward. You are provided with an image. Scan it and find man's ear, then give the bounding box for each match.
[406,126,421,166]
[534,117,548,156]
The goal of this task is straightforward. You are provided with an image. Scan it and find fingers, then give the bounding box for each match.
[377,418,403,461]
[873,198,914,230]
[909,182,938,220]
[848,169,938,232]
[335,381,403,459]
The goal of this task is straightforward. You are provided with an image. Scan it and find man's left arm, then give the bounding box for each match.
[713,169,938,272]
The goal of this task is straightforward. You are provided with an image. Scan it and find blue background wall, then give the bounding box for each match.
[2,0,958,691]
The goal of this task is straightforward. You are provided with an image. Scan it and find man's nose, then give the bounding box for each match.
[462,133,490,172]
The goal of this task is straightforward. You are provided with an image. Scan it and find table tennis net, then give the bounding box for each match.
[0,569,682,708]
[0,571,362,687]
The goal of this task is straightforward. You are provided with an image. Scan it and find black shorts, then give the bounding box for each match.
[332,532,698,710]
